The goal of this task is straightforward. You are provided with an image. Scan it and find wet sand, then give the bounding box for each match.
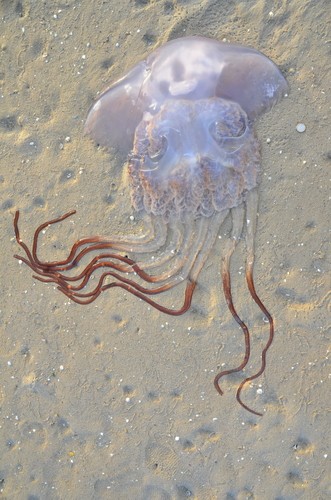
[0,1,330,498]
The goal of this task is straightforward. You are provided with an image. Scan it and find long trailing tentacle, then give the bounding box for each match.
[14,211,171,284]
[63,212,229,312]
[13,210,203,315]
[13,203,274,416]
[235,188,275,415]
[214,189,274,417]
[129,219,187,275]
[188,210,229,283]
[22,210,167,273]
[59,217,211,304]
[14,210,208,294]
[59,274,197,315]
[60,218,208,293]
[213,206,254,406]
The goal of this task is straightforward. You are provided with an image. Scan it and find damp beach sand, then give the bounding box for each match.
[0,1,330,498]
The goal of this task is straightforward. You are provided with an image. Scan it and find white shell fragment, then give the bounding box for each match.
[296,123,306,133]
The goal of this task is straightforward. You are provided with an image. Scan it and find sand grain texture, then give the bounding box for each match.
[0,0,330,498]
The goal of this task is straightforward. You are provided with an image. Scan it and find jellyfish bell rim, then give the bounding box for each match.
[84,35,289,154]
[84,61,148,153]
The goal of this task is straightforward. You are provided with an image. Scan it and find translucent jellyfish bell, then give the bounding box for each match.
[85,36,288,153]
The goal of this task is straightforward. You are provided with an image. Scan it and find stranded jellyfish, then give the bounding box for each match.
[14,36,288,416]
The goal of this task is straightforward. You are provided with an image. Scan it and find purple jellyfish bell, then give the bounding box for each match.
[84,36,288,154]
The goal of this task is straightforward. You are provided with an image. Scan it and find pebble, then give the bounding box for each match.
[296,123,306,133]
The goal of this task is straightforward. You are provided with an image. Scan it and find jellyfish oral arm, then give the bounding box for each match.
[13,210,211,316]
[214,189,275,417]
[239,189,275,415]
[213,206,255,412]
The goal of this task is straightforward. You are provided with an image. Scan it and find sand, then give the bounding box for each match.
[0,0,330,498]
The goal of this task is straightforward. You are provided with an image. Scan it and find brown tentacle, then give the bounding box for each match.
[60,276,196,315]
[214,264,251,400]
[14,209,273,417]
[14,211,170,284]
[30,209,115,270]
[234,265,274,417]
[13,210,196,316]
[56,266,182,296]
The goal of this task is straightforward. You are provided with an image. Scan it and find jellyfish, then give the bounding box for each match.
[14,36,288,416]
